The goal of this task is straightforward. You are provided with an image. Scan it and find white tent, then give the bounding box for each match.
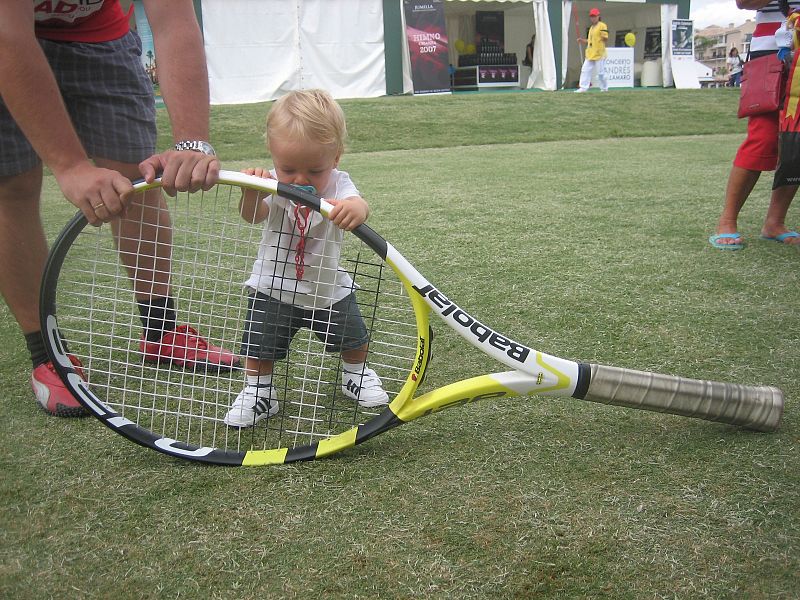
[198,0,686,104]
[201,0,388,104]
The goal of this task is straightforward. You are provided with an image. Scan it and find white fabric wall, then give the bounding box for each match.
[661,3,678,87]
[529,0,556,90]
[202,0,387,105]
[562,0,572,85]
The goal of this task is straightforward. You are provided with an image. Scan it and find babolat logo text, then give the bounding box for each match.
[413,284,530,363]
[414,337,426,375]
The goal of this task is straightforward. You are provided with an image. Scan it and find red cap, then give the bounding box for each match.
[589,8,600,16]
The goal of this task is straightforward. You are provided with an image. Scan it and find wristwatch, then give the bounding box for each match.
[174,140,216,156]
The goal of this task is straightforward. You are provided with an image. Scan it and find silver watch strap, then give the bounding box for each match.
[174,140,216,156]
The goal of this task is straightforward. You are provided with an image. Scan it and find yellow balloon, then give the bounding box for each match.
[466,43,476,54]
[625,32,636,47]
[455,39,465,52]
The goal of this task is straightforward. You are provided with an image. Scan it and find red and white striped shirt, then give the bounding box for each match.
[751,1,800,53]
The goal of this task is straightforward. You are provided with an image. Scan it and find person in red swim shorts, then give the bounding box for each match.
[710,0,800,250]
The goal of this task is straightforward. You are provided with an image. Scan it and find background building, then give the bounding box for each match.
[695,19,755,81]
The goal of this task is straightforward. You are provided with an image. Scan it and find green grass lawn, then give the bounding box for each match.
[2,88,798,599]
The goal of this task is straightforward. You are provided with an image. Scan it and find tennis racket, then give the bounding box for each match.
[41,171,784,466]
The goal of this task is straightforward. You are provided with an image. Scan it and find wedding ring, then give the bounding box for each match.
[93,203,105,210]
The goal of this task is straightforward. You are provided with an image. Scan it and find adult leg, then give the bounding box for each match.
[0,167,46,334]
[597,58,608,91]
[712,112,778,247]
[0,166,89,416]
[96,157,237,370]
[713,165,761,246]
[762,185,800,243]
[95,158,172,300]
[577,60,593,91]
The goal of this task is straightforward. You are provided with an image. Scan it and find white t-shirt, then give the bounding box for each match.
[727,55,743,75]
[245,169,360,309]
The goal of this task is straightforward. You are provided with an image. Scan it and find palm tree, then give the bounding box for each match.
[694,36,714,59]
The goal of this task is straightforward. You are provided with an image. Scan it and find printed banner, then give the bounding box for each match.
[403,0,451,95]
[671,19,699,89]
[671,19,694,57]
[604,48,634,88]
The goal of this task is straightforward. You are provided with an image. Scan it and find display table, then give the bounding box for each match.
[453,65,520,90]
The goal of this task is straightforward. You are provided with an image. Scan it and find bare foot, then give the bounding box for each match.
[760,228,800,244]
[710,229,743,247]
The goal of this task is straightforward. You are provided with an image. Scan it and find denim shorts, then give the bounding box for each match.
[0,31,156,176]
[241,291,370,361]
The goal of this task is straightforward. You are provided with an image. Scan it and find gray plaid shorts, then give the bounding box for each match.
[241,291,370,361]
[0,30,156,176]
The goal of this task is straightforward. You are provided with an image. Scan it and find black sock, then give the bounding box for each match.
[25,331,49,368]
[137,297,177,342]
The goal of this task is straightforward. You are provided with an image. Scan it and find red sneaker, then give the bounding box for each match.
[140,324,239,371]
[30,355,90,417]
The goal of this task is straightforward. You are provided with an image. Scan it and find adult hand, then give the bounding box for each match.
[139,149,220,196]
[55,161,134,226]
[241,167,274,180]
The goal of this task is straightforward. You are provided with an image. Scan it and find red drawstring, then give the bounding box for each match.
[293,203,311,280]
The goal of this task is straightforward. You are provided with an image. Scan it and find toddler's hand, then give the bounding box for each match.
[328,196,369,231]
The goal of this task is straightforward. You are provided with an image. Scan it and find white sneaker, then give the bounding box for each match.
[342,367,389,407]
[223,384,280,428]
[575,88,588,93]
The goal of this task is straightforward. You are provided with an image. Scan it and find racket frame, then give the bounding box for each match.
[40,172,783,467]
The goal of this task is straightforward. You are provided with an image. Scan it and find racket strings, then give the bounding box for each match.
[54,182,420,454]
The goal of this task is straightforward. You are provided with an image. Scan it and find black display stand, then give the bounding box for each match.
[452,65,520,90]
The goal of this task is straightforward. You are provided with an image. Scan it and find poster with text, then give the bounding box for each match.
[603,48,634,87]
[671,19,694,56]
[671,19,699,88]
[404,0,451,95]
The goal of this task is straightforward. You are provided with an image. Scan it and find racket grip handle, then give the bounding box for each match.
[582,364,784,432]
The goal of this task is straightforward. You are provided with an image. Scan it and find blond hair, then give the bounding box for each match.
[267,89,347,155]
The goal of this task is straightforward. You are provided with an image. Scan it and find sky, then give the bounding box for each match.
[689,1,757,29]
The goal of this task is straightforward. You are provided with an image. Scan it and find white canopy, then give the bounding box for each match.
[202,0,387,104]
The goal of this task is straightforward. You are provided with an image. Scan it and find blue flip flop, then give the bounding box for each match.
[760,231,800,244]
[709,233,744,250]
